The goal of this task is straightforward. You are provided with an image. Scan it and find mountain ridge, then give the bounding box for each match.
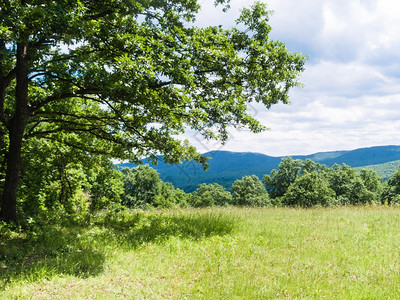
[120,145,400,192]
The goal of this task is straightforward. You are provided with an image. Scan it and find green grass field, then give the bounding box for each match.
[2,206,400,299]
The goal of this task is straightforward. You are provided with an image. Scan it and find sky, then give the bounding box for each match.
[182,0,400,156]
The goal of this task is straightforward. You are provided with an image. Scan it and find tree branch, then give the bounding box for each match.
[83,9,115,21]
[28,90,102,114]
[42,136,114,156]
[24,118,121,144]
[32,111,117,122]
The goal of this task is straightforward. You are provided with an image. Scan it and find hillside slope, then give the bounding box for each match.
[120,145,400,192]
[355,160,400,180]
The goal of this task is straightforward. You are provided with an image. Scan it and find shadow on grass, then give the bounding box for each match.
[96,211,236,248]
[0,210,235,286]
[0,225,105,288]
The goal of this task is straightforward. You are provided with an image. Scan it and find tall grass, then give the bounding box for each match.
[2,207,400,299]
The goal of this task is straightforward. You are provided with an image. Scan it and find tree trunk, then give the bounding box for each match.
[0,42,29,223]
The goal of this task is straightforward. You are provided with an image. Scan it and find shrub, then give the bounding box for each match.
[282,171,335,207]
[327,164,378,205]
[121,165,162,208]
[231,175,270,206]
[263,157,327,199]
[382,167,400,204]
[88,162,124,211]
[121,165,189,209]
[189,183,232,207]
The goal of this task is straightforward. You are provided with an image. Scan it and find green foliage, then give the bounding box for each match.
[358,168,382,204]
[263,157,327,199]
[137,146,400,193]
[121,165,187,209]
[265,158,384,207]
[359,168,382,193]
[14,138,124,224]
[263,157,301,199]
[121,165,162,209]
[282,171,336,207]
[387,167,400,194]
[18,139,91,221]
[231,175,270,206]
[326,164,378,205]
[189,183,232,207]
[154,182,189,209]
[383,166,400,204]
[0,0,305,222]
[87,162,124,211]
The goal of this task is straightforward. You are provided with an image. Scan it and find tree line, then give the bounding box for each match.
[119,157,400,209]
[5,147,400,227]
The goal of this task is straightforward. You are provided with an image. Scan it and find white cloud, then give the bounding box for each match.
[300,60,400,98]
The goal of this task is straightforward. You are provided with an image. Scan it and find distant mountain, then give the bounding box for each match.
[355,160,400,181]
[120,145,400,192]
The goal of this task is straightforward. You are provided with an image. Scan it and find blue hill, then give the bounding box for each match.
[120,145,400,192]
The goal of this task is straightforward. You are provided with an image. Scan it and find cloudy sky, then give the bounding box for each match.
[183,0,400,156]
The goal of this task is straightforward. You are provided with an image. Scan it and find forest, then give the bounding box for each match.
[3,151,400,229]
[115,157,400,209]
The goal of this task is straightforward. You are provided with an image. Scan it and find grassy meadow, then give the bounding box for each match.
[1,206,400,299]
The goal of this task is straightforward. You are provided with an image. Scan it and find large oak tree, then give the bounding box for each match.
[0,0,305,223]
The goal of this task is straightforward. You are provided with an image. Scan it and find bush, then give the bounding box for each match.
[88,162,124,211]
[263,157,302,199]
[121,165,189,209]
[263,157,327,199]
[231,175,270,206]
[327,164,378,205]
[153,182,188,208]
[189,183,232,207]
[121,165,162,208]
[382,167,400,204]
[282,171,335,207]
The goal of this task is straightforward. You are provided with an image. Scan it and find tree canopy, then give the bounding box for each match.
[231,175,270,206]
[0,0,305,222]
